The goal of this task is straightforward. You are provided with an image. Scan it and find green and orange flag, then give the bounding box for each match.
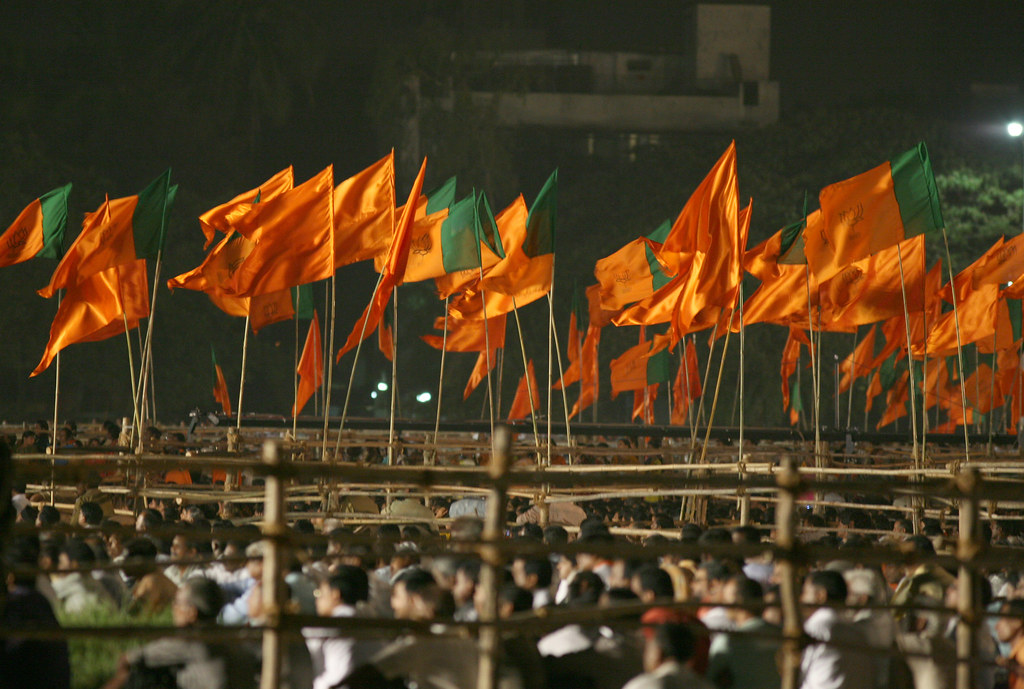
[1,184,72,268]
[40,170,176,298]
[799,143,944,281]
[593,219,671,311]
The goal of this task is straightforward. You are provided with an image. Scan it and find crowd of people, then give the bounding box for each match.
[4,427,1024,689]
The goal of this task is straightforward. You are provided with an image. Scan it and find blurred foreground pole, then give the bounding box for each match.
[477,425,512,689]
[776,457,803,689]
[260,440,286,689]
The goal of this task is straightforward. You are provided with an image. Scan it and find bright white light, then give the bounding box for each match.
[370,391,378,400]
[416,392,432,403]
[1009,122,1024,138]
[377,382,389,392]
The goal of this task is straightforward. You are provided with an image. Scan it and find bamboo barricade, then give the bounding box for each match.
[5,435,1024,689]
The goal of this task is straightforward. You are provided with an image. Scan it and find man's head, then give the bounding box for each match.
[453,560,480,607]
[316,565,369,616]
[78,501,103,528]
[512,556,552,593]
[722,574,762,624]
[37,505,61,528]
[173,576,224,627]
[801,569,848,607]
[171,532,199,564]
[391,567,442,621]
[135,508,162,533]
[642,622,697,673]
[58,539,95,574]
[631,564,675,604]
[121,537,160,579]
[498,585,533,619]
[693,560,731,603]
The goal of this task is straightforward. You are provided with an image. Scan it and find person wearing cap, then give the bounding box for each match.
[622,621,715,689]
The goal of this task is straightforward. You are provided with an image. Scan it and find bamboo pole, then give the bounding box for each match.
[121,309,141,446]
[259,440,285,689]
[548,292,574,464]
[236,314,250,435]
[50,292,62,457]
[803,265,822,480]
[430,296,450,465]
[510,299,541,458]
[942,228,971,462]
[895,243,922,533]
[335,269,388,457]
[321,276,337,461]
[388,290,399,467]
[776,457,803,689]
[546,264,554,466]
[135,251,163,449]
[955,468,979,689]
[691,323,719,447]
[476,425,511,689]
[690,315,733,524]
[292,289,301,442]
[738,285,750,526]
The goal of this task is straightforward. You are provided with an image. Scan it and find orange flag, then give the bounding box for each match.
[422,313,507,353]
[838,325,877,394]
[464,348,499,400]
[632,384,658,423]
[33,259,150,376]
[211,346,232,416]
[964,363,1002,415]
[223,166,335,297]
[923,357,950,412]
[508,360,540,420]
[334,152,397,269]
[199,167,294,249]
[972,233,1024,288]
[337,159,427,360]
[877,371,910,429]
[570,324,601,419]
[293,311,323,416]
[780,328,807,411]
[610,338,656,399]
[166,232,294,333]
[554,309,581,390]
[741,264,818,330]
[825,234,926,329]
[922,285,1003,357]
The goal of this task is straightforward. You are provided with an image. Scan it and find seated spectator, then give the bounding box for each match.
[51,539,117,615]
[800,570,871,689]
[512,555,554,609]
[121,538,178,615]
[305,566,379,689]
[103,577,258,689]
[707,574,781,689]
[622,621,714,689]
[996,599,1024,689]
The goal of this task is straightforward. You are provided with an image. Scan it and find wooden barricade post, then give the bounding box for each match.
[956,468,980,689]
[776,457,803,689]
[477,425,512,689]
[260,440,287,689]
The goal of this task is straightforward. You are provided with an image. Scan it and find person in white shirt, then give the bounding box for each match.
[622,621,714,689]
[305,565,380,689]
[800,569,872,689]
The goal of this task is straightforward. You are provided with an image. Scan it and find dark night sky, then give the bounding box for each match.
[1,1,1022,423]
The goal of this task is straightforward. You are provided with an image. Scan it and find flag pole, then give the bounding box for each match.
[116,272,142,447]
[430,296,449,465]
[320,276,337,461]
[802,264,823,487]
[292,288,301,442]
[895,243,923,534]
[548,291,574,463]
[51,291,62,457]
[236,314,251,435]
[680,340,694,440]
[478,275,496,443]
[921,268,929,460]
[738,285,749,526]
[134,251,163,450]
[387,289,399,466]
[334,268,387,459]
[510,298,541,459]
[546,267,554,466]
[987,330,997,454]
[941,228,971,463]
[691,323,719,447]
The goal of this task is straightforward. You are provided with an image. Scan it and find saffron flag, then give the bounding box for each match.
[198,167,294,249]
[480,171,556,297]
[223,166,335,297]
[593,219,671,310]
[334,153,397,268]
[838,325,878,394]
[806,143,944,282]
[555,286,585,390]
[609,335,671,399]
[570,324,602,419]
[780,328,807,411]
[378,303,395,362]
[464,348,500,401]
[32,259,150,376]
[633,384,658,424]
[395,189,486,284]
[337,159,427,360]
[507,359,540,420]
[435,193,513,299]
[877,370,911,429]
[671,339,702,424]
[40,170,175,298]
[825,234,927,329]
[211,346,232,415]
[964,363,1003,416]
[972,233,1024,288]
[0,184,71,268]
[422,312,508,353]
[166,232,297,333]
[293,311,323,416]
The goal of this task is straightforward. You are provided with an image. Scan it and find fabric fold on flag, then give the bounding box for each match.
[507,359,540,420]
[211,346,232,415]
[199,167,294,249]
[293,311,323,416]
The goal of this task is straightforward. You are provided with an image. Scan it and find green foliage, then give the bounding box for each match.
[57,606,172,689]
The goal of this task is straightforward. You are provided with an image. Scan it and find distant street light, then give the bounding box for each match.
[1012,122,1024,233]
[416,391,432,403]
[370,391,378,400]
[377,382,389,392]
